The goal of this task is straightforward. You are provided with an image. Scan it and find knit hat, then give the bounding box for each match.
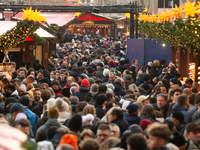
[128,124,143,134]
[15,113,27,121]
[47,106,59,119]
[55,98,69,112]
[126,103,139,113]
[19,96,30,107]
[170,77,178,84]
[59,134,78,150]
[115,71,122,77]
[47,98,56,111]
[18,84,26,92]
[88,78,95,86]
[140,119,152,131]
[81,79,90,87]
[137,95,149,103]
[143,74,150,81]
[68,114,82,132]
[122,101,131,111]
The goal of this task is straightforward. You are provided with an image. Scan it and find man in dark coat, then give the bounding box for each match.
[124,104,141,125]
[95,94,107,119]
[74,79,90,101]
[108,108,129,136]
[113,80,125,97]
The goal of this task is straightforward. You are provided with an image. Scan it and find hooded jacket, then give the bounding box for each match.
[35,118,61,142]
[111,118,129,136]
[25,108,38,134]
[74,86,90,101]
[122,74,134,90]
[113,82,126,97]
[124,113,141,125]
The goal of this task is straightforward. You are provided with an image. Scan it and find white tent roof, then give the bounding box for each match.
[0,21,55,38]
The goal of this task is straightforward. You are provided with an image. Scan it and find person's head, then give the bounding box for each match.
[186,122,200,142]
[55,71,60,80]
[170,88,182,103]
[80,129,94,141]
[127,134,147,150]
[109,123,120,138]
[76,101,88,113]
[27,68,35,77]
[106,92,115,103]
[157,93,168,110]
[67,76,75,87]
[177,94,189,109]
[183,88,192,96]
[33,88,41,102]
[12,79,21,90]
[26,75,35,84]
[1,78,9,88]
[41,83,49,91]
[172,112,186,128]
[37,70,44,79]
[60,72,66,81]
[103,69,110,77]
[68,114,82,133]
[18,68,26,78]
[50,71,56,79]
[15,119,31,135]
[126,103,140,115]
[41,90,51,101]
[147,123,173,150]
[140,104,155,117]
[155,85,167,94]
[96,124,111,144]
[109,72,115,83]
[82,105,96,117]
[132,59,138,66]
[100,137,120,150]
[108,108,123,123]
[4,84,15,95]
[137,95,150,104]
[80,138,100,150]
[10,103,26,121]
[90,84,99,93]
[86,67,93,74]
[47,106,59,119]
[185,78,193,88]
[96,94,107,106]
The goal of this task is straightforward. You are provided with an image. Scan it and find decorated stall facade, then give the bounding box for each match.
[138,0,200,81]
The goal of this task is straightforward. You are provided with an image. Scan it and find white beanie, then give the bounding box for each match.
[82,114,94,126]
[47,98,56,111]
[18,84,26,92]
[55,98,69,112]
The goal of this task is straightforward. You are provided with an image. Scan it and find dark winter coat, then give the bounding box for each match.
[111,118,129,136]
[74,86,90,101]
[28,100,38,111]
[113,82,126,97]
[122,74,134,90]
[32,100,47,117]
[124,113,141,125]
[96,105,105,119]
[87,73,97,80]
[35,118,61,142]
[140,116,156,122]
[117,65,127,74]
[102,75,109,83]
[34,111,48,136]
[135,76,144,86]
[96,67,104,79]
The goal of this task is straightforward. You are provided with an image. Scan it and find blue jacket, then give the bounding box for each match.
[25,108,39,133]
[172,103,190,133]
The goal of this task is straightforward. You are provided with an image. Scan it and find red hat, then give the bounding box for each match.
[140,119,152,131]
[81,79,90,87]
[59,134,78,150]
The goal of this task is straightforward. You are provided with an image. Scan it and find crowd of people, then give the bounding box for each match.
[0,32,200,150]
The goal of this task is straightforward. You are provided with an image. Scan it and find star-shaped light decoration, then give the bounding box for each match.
[21,7,46,23]
[182,0,197,17]
[163,10,172,21]
[150,14,157,22]
[157,12,165,23]
[143,14,149,22]
[139,14,144,21]
[171,5,183,20]
[195,2,200,14]
[75,12,81,17]
[144,8,148,13]
[21,7,34,21]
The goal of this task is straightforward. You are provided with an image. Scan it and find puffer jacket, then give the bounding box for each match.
[189,104,198,117]
[74,86,90,101]
[113,82,125,97]
[122,74,134,90]
[25,108,39,134]
[35,118,61,142]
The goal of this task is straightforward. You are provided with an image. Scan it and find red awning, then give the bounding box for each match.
[78,14,108,21]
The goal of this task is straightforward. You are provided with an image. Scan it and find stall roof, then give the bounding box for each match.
[14,12,75,26]
[0,21,55,38]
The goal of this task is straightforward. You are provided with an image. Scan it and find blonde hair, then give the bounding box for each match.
[82,105,95,116]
